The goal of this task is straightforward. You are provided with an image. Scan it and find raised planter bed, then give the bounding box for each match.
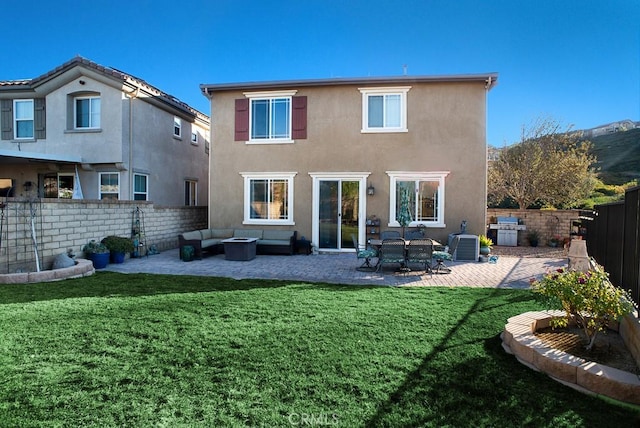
[502,310,640,406]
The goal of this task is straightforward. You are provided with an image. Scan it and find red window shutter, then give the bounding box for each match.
[292,96,307,140]
[234,98,249,141]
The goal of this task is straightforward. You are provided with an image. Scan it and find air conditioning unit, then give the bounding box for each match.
[453,234,479,261]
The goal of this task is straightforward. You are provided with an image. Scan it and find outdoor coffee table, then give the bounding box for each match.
[222,237,258,261]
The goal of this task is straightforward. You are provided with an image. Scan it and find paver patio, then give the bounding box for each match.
[104,247,566,288]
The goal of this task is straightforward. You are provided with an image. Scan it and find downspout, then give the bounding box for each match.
[126,87,140,200]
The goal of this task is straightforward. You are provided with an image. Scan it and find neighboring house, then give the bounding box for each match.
[0,56,209,206]
[200,74,498,251]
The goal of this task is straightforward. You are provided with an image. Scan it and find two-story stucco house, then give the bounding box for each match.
[0,56,209,206]
[200,74,497,251]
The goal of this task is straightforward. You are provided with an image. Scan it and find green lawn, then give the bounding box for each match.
[0,273,638,427]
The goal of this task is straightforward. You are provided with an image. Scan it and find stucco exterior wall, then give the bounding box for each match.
[207,80,489,246]
[1,63,209,207]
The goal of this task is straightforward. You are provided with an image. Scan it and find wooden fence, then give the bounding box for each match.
[585,186,640,304]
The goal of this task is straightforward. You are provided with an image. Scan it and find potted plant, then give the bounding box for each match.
[548,235,562,247]
[527,229,540,247]
[479,234,493,255]
[101,235,135,263]
[82,240,110,269]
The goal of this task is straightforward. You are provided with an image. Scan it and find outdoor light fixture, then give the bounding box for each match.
[367,185,375,196]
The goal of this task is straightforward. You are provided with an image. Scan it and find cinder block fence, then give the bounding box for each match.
[0,198,207,274]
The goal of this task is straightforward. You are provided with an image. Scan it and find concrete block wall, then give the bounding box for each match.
[0,198,207,274]
[487,209,583,246]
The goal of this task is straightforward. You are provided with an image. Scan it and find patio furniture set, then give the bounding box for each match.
[178,228,297,261]
[353,231,457,274]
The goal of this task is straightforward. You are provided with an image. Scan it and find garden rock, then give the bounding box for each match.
[52,253,75,269]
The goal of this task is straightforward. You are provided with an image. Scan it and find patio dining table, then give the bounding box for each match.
[368,238,443,272]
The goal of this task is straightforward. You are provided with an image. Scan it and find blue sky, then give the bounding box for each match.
[2,0,638,145]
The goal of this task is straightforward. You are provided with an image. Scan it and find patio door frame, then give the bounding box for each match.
[309,172,370,252]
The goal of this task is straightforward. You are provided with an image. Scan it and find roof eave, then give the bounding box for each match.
[201,73,499,94]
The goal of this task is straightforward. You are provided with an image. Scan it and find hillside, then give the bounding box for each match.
[586,128,640,185]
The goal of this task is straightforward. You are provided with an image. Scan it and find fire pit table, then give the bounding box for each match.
[222,237,258,261]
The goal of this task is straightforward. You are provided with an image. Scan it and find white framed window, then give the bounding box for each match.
[241,172,296,225]
[184,180,197,206]
[174,117,182,138]
[359,87,410,133]
[191,131,198,145]
[99,172,119,200]
[134,174,148,201]
[245,90,296,143]
[75,96,101,129]
[387,171,449,228]
[14,99,34,139]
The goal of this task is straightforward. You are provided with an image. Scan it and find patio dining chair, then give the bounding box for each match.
[431,236,460,274]
[380,230,402,240]
[351,235,378,270]
[376,238,407,272]
[405,238,434,273]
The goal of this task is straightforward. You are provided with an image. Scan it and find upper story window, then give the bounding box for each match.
[235,91,307,144]
[134,174,148,201]
[241,172,296,225]
[75,96,101,129]
[359,87,410,133]
[173,117,182,138]
[387,171,449,228]
[14,99,34,139]
[191,130,198,145]
[99,172,119,200]
[251,97,290,140]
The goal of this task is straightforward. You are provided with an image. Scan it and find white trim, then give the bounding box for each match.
[246,95,293,142]
[133,173,149,201]
[98,171,120,200]
[173,116,182,138]
[240,172,297,225]
[13,99,34,140]
[359,86,410,133]
[243,90,298,98]
[386,171,449,228]
[74,96,101,129]
[309,172,370,252]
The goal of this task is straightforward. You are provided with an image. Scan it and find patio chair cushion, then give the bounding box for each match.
[234,229,263,239]
[263,230,295,240]
[432,250,453,261]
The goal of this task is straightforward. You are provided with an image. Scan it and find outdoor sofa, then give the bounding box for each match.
[178,228,297,259]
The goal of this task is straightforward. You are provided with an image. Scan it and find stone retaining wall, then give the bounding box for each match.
[0,198,207,274]
[502,310,640,406]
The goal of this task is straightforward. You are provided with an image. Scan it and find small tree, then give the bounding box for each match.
[532,264,637,351]
[488,117,597,209]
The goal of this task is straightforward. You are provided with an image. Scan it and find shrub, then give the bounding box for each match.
[479,234,493,248]
[531,263,637,351]
[82,240,109,255]
[101,235,135,253]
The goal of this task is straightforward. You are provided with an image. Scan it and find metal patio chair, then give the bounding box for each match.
[351,235,378,270]
[380,230,402,240]
[376,238,407,272]
[431,236,460,274]
[405,238,434,273]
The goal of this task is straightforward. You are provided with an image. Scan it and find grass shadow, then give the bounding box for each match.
[364,288,640,426]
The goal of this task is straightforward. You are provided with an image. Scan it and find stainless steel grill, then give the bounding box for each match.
[489,216,526,246]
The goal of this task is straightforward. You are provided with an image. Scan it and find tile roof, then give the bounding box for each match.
[1,56,209,122]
